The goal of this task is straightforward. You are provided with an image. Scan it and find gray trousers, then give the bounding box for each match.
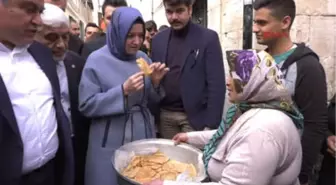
[159,109,194,139]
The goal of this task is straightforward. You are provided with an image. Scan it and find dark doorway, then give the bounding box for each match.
[192,0,207,27]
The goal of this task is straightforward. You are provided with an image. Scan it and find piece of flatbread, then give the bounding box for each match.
[136,57,153,76]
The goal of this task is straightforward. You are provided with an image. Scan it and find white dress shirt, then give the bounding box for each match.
[0,43,59,174]
[56,61,73,135]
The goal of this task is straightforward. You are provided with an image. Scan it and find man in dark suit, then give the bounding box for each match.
[151,0,226,139]
[81,0,127,59]
[0,1,74,185]
[34,3,90,185]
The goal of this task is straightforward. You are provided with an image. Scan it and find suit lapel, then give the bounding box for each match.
[64,54,78,105]
[161,29,171,64]
[0,75,21,137]
[28,42,60,96]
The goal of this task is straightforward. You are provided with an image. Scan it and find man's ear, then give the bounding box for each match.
[281,15,292,30]
[188,5,193,17]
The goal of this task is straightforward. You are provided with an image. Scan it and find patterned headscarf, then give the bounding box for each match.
[202,50,304,174]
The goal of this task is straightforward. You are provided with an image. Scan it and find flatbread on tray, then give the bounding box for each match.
[121,151,197,184]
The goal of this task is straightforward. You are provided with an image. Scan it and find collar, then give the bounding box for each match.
[171,21,191,38]
[0,42,31,54]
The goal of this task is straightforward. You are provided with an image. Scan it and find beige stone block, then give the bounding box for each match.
[207,6,221,32]
[291,15,310,44]
[328,0,336,15]
[309,16,336,57]
[221,0,243,33]
[221,30,243,51]
[295,0,336,16]
[207,0,221,10]
[320,56,336,100]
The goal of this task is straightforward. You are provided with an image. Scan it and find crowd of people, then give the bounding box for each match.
[0,0,334,185]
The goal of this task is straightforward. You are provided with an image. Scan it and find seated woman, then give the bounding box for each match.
[145,50,303,185]
[78,7,168,185]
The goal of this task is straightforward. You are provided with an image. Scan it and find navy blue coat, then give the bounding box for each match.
[0,42,74,185]
[150,22,226,130]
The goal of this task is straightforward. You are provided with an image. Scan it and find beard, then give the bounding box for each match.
[53,54,66,62]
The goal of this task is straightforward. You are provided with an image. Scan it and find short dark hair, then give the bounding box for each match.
[145,20,157,32]
[85,22,100,32]
[159,25,169,31]
[253,0,296,28]
[163,0,195,7]
[102,0,127,16]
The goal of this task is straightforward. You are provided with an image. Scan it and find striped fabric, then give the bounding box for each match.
[202,101,303,175]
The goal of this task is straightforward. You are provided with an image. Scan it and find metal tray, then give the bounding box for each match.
[112,138,206,185]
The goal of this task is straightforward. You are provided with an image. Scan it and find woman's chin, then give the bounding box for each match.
[228,97,235,103]
[228,94,239,103]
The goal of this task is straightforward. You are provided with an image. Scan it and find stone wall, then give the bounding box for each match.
[208,0,245,112]
[293,0,336,100]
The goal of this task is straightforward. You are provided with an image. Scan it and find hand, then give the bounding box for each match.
[327,135,336,157]
[143,179,163,185]
[123,72,144,96]
[172,132,188,145]
[203,127,211,131]
[150,62,169,87]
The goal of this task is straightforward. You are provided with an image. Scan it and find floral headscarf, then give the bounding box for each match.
[202,50,304,174]
[227,49,291,103]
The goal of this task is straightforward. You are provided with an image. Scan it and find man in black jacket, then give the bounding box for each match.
[253,0,328,184]
[81,0,127,59]
[151,0,225,138]
[35,3,90,185]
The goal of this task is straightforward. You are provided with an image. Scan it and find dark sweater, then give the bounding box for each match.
[68,34,84,55]
[275,43,328,184]
[161,22,190,111]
